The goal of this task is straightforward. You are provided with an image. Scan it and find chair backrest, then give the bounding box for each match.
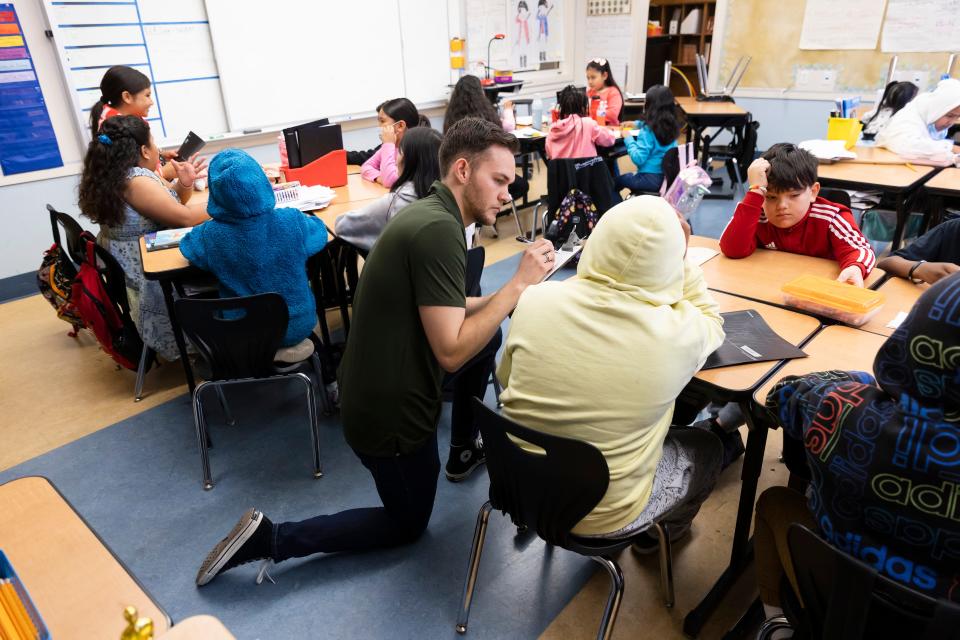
[174,293,289,380]
[47,204,86,267]
[818,187,853,210]
[473,399,610,546]
[465,246,485,298]
[787,524,960,640]
[545,156,622,220]
[79,232,134,319]
[735,119,760,180]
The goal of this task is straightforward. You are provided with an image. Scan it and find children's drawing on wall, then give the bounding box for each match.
[509,0,563,70]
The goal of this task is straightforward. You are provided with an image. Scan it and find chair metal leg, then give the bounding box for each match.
[134,345,153,402]
[510,198,527,241]
[215,386,236,426]
[456,501,493,634]
[590,555,625,640]
[192,382,214,490]
[652,523,675,608]
[491,367,503,409]
[295,371,323,479]
[756,615,791,640]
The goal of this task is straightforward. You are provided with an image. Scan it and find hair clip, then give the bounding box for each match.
[98,133,112,145]
[592,57,608,66]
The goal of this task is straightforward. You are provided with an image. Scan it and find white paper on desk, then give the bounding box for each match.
[280,185,336,211]
[686,246,719,266]
[513,128,545,139]
[799,139,857,161]
[886,311,909,330]
[546,245,583,279]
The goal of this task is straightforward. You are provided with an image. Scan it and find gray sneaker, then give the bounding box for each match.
[196,508,273,586]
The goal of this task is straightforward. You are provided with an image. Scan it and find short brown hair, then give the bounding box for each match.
[762,143,819,192]
[439,117,518,176]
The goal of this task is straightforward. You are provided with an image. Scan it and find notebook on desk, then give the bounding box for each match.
[144,228,192,251]
[701,310,807,369]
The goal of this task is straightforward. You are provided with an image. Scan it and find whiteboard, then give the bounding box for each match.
[881,0,960,52]
[799,0,886,50]
[205,0,450,132]
[584,14,632,87]
[42,0,229,146]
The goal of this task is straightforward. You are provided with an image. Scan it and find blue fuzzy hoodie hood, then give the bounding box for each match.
[206,148,276,221]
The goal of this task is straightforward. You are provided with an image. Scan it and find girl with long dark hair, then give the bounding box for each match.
[336,126,446,252]
[77,115,207,360]
[616,84,680,193]
[586,58,625,125]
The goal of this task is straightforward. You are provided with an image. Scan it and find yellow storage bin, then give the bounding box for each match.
[827,117,863,150]
[782,274,885,326]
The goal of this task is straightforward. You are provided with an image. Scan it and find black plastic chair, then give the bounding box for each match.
[47,204,86,269]
[757,524,960,640]
[456,400,674,640]
[174,293,324,490]
[817,187,853,210]
[532,156,623,241]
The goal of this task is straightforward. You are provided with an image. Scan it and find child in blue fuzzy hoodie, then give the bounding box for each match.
[180,148,328,349]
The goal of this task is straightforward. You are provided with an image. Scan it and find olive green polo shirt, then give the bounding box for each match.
[339,181,467,457]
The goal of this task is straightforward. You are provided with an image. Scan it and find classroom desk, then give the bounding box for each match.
[816,161,936,251]
[682,293,820,637]
[752,325,888,407]
[142,176,388,392]
[0,476,170,639]
[675,96,749,158]
[858,276,928,338]
[923,167,960,228]
[694,238,884,307]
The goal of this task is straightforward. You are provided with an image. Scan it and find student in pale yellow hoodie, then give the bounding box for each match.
[497,195,725,544]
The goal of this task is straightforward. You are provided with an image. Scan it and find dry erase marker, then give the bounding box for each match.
[243,128,262,134]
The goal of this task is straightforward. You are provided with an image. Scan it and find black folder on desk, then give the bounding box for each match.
[283,118,339,168]
[701,310,807,370]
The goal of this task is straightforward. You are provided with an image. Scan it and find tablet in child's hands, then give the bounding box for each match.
[175,131,206,161]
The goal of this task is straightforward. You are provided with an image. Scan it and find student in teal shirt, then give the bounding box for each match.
[616,84,679,193]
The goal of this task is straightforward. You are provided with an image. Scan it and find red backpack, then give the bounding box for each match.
[71,235,143,370]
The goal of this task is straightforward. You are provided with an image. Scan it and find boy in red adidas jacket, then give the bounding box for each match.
[720,143,876,286]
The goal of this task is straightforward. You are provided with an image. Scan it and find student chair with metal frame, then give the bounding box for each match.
[456,399,675,640]
[756,524,960,640]
[174,293,324,490]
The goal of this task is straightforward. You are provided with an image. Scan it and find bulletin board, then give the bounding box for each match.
[715,0,956,95]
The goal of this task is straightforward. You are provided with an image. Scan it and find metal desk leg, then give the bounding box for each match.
[890,191,908,251]
[159,278,196,394]
[682,404,768,638]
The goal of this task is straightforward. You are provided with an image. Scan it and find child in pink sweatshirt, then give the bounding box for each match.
[546,85,616,159]
[361,98,429,188]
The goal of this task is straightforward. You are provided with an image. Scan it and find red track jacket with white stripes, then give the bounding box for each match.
[719,191,876,278]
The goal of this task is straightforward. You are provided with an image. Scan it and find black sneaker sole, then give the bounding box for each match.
[445,457,487,482]
[196,508,262,587]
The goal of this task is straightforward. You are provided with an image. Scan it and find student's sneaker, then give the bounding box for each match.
[196,508,273,586]
[445,437,487,482]
[694,418,745,470]
[630,522,692,555]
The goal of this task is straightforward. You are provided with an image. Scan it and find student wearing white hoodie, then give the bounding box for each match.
[876,78,960,165]
[497,196,726,544]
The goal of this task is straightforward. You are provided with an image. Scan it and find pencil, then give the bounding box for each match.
[0,590,21,640]
[0,582,35,639]
[905,162,918,172]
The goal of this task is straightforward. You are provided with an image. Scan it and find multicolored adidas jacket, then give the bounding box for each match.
[765,271,960,601]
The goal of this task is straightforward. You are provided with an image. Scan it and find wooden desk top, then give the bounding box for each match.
[0,477,170,639]
[844,145,906,164]
[698,246,884,307]
[675,96,747,116]
[694,291,821,393]
[144,175,388,277]
[859,276,928,338]
[925,167,960,194]
[160,615,235,639]
[753,325,887,405]
[817,161,935,189]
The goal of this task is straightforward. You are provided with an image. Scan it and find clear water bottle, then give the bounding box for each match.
[532,94,544,131]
